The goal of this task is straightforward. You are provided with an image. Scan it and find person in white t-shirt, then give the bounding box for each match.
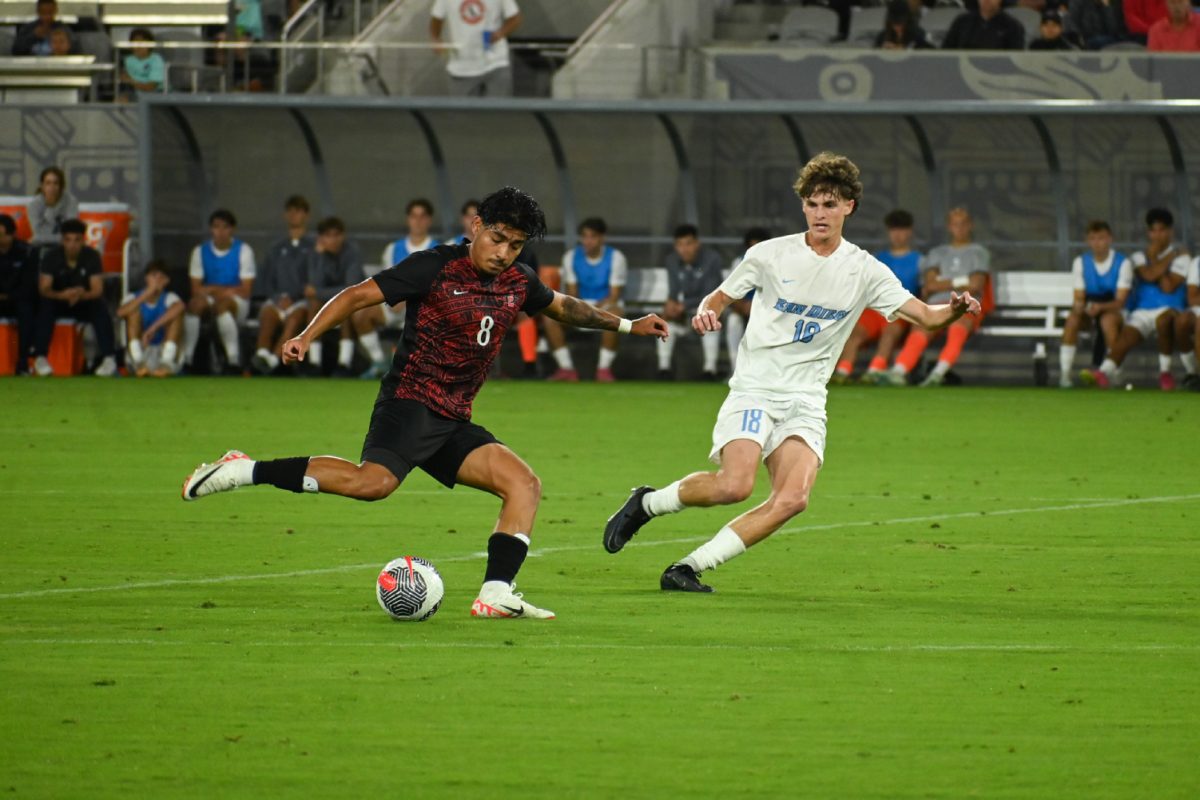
[1180,256,1200,391]
[1058,220,1129,388]
[602,152,980,593]
[430,0,522,97]
[184,209,256,373]
[543,217,628,382]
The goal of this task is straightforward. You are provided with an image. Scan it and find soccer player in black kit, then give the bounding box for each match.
[182,188,669,619]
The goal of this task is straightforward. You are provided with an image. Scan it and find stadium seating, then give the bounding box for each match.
[0,54,98,102]
[920,7,963,47]
[778,7,840,45]
[846,6,886,48]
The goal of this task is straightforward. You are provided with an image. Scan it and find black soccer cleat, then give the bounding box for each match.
[604,485,655,553]
[660,564,714,593]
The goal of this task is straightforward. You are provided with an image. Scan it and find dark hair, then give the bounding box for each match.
[578,217,607,236]
[406,198,434,217]
[460,199,480,216]
[316,216,345,234]
[793,152,863,214]
[477,187,547,240]
[130,27,155,41]
[0,214,14,235]
[144,258,169,276]
[673,223,699,240]
[209,209,237,227]
[284,194,309,212]
[1085,220,1111,234]
[1146,208,1174,228]
[884,209,915,229]
[49,22,71,40]
[38,166,66,193]
[743,226,770,248]
[61,218,86,236]
[36,0,56,7]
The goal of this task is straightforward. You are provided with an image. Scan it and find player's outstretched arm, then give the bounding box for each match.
[692,290,734,335]
[542,292,669,339]
[896,291,980,332]
[283,279,386,364]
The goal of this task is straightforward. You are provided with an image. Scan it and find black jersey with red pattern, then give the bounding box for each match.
[372,243,554,420]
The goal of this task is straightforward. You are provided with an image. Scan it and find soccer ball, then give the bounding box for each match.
[376,556,444,621]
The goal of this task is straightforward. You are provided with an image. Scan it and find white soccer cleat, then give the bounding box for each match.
[470,582,555,620]
[181,450,252,501]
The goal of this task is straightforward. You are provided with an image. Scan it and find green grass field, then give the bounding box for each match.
[1,378,1197,799]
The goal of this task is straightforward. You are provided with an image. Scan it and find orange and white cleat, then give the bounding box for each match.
[470,582,555,620]
[181,450,253,501]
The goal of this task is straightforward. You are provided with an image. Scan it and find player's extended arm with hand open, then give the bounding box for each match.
[542,292,669,339]
[692,289,734,335]
[896,291,980,332]
[282,278,385,364]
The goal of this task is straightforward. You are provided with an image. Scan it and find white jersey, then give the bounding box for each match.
[430,0,519,78]
[720,233,914,407]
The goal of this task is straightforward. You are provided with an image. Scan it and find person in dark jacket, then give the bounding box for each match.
[876,0,936,48]
[942,0,1026,48]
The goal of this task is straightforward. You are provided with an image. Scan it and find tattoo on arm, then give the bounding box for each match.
[550,295,617,331]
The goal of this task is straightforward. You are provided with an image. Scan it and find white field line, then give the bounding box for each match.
[2,638,1197,653]
[1,492,1198,602]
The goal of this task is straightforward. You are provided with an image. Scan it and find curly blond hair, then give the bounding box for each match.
[792,152,863,214]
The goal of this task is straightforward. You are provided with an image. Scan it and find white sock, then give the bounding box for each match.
[302,475,319,493]
[598,347,617,370]
[255,347,280,369]
[360,331,385,363]
[1158,353,1171,373]
[338,338,355,367]
[1059,344,1076,376]
[1099,357,1118,376]
[1180,352,1197,374]
[162,340,178,368]
[553,346,574,370]
[233,458,256,486]
[216,312,239,363]
[679,526,746,573]
[536,337,550,354]
[183,314,200,363]
[643,480,685,517]
[931,360,951,378]
[128,339,145,366]
[308,341,323,366]
[701,328,720,372]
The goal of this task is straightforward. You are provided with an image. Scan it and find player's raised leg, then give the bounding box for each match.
[662,435,819,592]
[454,443,554,619]
[182,450,399,501]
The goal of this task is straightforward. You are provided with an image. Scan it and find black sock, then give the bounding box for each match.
[483,533,528,585]
[252,457,310,493]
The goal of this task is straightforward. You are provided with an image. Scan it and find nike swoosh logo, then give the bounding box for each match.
[499,604,524,617]
[781,279,796,284]
[187,464,221,498]
[453,289,469,296]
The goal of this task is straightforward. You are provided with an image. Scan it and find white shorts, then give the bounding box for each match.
[262,298,308,320]
[1124,308,1173,339]
[196,293,250,324]
[382,302,406,329]
[709,391,827,467]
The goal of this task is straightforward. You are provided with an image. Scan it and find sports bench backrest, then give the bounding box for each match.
[993,271,1073,308]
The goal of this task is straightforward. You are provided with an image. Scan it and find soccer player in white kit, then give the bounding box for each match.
[603,153,981,592]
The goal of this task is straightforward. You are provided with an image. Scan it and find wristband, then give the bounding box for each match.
[952,276,970,290]
[618,318,633,334]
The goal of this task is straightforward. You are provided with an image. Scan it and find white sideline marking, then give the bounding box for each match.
[2,638,1196,654]
[1,492,1197,601]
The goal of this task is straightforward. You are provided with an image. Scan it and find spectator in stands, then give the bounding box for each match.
[1148,0,1200,50]
[1058,221,1128,388]
[382,198,440,266]
[305,217,366,378]
[725,227,770,373]
[1122,0,1167,44]
[942,0,1026,49]
[34,218,117,377]
[0,213,38,375]
[430,0,522,97]
[117,259,184,377]
[876,0,935,49]
[12,0,61,56]
[542,217,628,382]
[457,199,479,244]
[251,195,315,375]
[1029,8,1076,47]
[184,209,255,374]
[834,209,925,384]
[47,23,72,55]
[235,0,265,40]
[28,166,78,249]
[657,224,726,381]
[1084,208,1188,390]
[1068,0,1124,49]
[120,28,167,99]
[1181,256,1199,390]
[885,207,990,386]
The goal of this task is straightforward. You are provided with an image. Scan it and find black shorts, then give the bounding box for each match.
[361,398,499,488]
